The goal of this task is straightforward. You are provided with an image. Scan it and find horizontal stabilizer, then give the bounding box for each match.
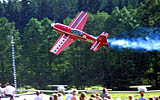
[90,41,103,51]
[90,32,109,51]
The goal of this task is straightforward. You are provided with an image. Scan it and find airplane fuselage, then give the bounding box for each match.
[53,23,96,44]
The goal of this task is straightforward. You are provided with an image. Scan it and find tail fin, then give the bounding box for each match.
[90,32,109,51]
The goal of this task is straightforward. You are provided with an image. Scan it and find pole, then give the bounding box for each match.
[11,36,17,93]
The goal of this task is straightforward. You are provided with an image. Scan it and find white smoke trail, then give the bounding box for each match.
[108,37,160,51]
[107,27,160,51]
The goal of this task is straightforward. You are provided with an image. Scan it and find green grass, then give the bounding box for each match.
[85,85,104,90]
[109,92,160,100]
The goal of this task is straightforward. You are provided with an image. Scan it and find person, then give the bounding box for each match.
[79,92,87,100]
[4,83,15,98]
[90,94,96,100]
[0,83,3,99]
[138,92,147,100]
[129,95,134,100]
[0,83,3,100]
[149,98,154,100]
[10,96,14,100]
[34,91,43,100]
[50,96,53,100]
[58,93,63,100]
[71,89,78,100]
[100,88,109,100]
[65,91,72,100]
[53,94,58,100]
[89,97,94,100]
[106,94,113,100]
[95,93,102,100]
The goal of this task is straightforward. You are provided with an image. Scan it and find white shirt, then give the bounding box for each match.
[4,85,15,96]
[34,96,43,100]
[66,94,72,100]
[58,96,63,100]
[0,87,3,96]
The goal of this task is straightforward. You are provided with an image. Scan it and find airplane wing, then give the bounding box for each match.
[50,34,76,55]
[50,11,88,55]
[69,11,88,30]
[129,85,151,88]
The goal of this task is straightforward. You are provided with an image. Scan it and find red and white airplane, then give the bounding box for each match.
[50,11,109,55]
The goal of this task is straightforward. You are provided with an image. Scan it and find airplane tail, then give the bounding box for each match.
[90,32,109,51]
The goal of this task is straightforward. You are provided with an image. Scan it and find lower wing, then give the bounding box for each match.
[50,34,76,55]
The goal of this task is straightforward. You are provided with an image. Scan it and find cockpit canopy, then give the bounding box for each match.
[71,29,83,35]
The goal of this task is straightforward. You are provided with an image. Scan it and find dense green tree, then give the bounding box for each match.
[77,0,107,13]
[0,1,5,17]
[105,6,140,38]
[20,18,45,87]
[52,0,78,22]
[148,52,160,89]
[5,0,21,21]
[0,17,20,83]
[138,0,160,26]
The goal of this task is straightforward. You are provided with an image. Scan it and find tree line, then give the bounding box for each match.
[0,0,160,90]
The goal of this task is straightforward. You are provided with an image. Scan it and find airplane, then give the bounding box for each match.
[50,11,109,55]
[48,85,68,91]
[129,85,151,93]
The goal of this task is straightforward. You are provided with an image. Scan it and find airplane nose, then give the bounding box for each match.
[51,23,55,27]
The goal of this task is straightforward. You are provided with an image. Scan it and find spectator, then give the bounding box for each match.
[129,95,134,100]
[89,97,94,100]
[95,93,102,100]
[149,98,154,100]
[71,89,78,100]
[106,95,113,100]
[90,94,96,100]
[53,94,58,100]
[58,93,63,100]
[10,96,14,100]
[80,92,87,100]
[66,91,72,100]
[34,91,43,100]
[4,83,15,98]
[50,96,53,100]
[0,83,3,99]
[100,88,109,100]
[138,92,147,100]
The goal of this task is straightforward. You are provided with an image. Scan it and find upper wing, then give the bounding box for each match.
[69,11,88,30]
[50,34,76,55]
